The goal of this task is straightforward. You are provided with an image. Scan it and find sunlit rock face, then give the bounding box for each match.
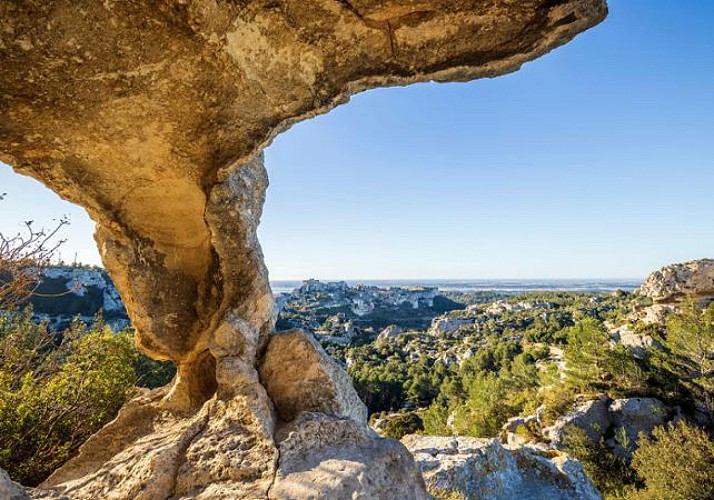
[403,435,601,500]
[0,0,606,497]
[633,258,714,325]
[638,258,714,304]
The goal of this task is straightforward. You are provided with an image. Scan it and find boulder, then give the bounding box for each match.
[608,324,661,355]
[260,330,429,499]
[543,398,611,448]
[376,325,404,345]
[271,413,429,500]
[510,446,601,500]
[0,468,29,500]
[259,329,368,424]
[502,415,540,446]
[607,398,669,458]
[537,397,674,461]
[429,317,473,335]
[403,435,601,500]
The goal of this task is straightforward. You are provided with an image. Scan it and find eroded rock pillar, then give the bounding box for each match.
[94,155,275,411]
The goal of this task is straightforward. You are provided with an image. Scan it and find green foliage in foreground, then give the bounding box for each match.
[630,421,714,500]
[0,309,175,486]
[563,421,714,500]
[563,427,637,497]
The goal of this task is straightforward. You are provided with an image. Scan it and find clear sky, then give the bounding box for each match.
[1,0,713,280]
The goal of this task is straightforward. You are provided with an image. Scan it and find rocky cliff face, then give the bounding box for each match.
[632,258,714,324]
[0,0,607,497]
[638,259,714,304]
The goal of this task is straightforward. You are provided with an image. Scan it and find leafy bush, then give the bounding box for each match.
[0,310,174,485]
[629,421,714,500]
[377,412,424,440]
[562,427,636,497]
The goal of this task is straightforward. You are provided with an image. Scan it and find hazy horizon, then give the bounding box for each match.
[2,0,713,280]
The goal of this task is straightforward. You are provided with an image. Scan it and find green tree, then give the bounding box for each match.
[562,426,635,498]
[630,421,714,500]
[563,318,611,393]
[666,300,714,416]
[422,401,451,435]
[378,412,423,440]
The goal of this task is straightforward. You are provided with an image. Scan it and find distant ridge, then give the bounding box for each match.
[270,279,642,295]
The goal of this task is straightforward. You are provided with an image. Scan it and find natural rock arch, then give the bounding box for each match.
[0,1,607,498]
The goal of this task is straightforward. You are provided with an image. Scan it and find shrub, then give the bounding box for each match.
[665,300,714,418]
[630,421,714,500]
[0,311,172,485]
[378,412,424,440]
[562,426,636,498]
[422,401,451,435]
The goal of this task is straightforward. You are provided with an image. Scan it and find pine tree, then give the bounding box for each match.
[563,318,611,393]
[666,299,714,417]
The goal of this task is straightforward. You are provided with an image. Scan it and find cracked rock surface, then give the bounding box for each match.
[0,0,606,497]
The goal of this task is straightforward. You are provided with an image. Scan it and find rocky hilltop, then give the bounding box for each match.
[631,258,714,325]
[638,258,714,303]
[23,272,461,336]
[277,279,461,344]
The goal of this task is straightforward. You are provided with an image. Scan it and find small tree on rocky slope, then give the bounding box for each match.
[665,299,714,418]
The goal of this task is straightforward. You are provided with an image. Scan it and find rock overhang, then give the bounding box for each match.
[0,0,607,395]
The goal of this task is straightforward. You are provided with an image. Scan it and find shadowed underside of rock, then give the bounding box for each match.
[0,0,607,497]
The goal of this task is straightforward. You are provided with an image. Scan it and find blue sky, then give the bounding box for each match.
[2,0,713,279]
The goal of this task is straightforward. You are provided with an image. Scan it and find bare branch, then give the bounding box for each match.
[0,199,69,310]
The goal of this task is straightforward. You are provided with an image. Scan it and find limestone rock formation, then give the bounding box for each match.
[40,327,426,499]
[502,414,540,446]
[272,413,429,500]
[403,435,601,500]
[638,258,714,303]
[31,266,129,331]
[0,0,608,390]
[0,0,607,497]
[259,329,368,424]
[632,258,714,325]
[540,397,673,461]
[607,323,660,356]
[543,398,611,447]
[607,398,669,459]
[376,324,404,344]
[42,383,279,499]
